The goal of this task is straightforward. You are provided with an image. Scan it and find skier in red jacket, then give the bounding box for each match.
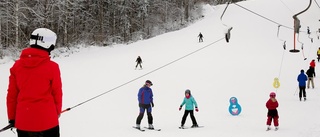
[266,92,279,131]
[6,28,62,137]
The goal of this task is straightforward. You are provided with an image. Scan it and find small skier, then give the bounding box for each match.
[297,69,308,101]
[135,56,142,69]
[198,32,203,42]
[135,80,154,130]
[179,89,199,128]
[266,92,279,131]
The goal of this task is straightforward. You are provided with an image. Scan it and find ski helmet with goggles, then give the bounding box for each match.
[269,92,276,97]
[30,28,57,52]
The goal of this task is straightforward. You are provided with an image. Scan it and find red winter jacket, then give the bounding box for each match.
[7,48,63,131]
[310,60,316,68]
[266,98,278,110]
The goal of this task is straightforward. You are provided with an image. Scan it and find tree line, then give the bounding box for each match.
[0,0,244,58]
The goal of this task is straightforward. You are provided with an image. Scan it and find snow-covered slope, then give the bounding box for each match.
[1,0,320,137]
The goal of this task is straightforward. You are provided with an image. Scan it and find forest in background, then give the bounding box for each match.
[0,0,244,58]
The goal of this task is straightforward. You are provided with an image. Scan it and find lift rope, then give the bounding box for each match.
[61,37,225,113]
[273,25,287,91]
[297,34,307,60]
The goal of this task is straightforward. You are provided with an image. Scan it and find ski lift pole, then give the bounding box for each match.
[290,0,312,53]
[220,2,230,27]
[220,2,233,42]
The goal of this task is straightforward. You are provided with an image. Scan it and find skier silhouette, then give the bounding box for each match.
[198,33,203,42]
[135,56,143,69]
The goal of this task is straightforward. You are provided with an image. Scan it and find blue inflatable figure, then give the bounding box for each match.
[228,97,242,116]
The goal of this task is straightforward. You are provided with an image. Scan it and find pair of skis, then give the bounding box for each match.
[133,125,204,132]
[266,127,278,131]
[132,126,161,132]
[179,126,204,129]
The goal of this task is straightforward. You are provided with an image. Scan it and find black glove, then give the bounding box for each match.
[151,102,154,107]
[9,120,15,127]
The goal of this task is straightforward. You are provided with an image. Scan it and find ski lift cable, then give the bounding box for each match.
[314,0,320,8]
[279,0,295,13]
[233,3,293,30]
[275,49,285,92]
[278,49,286,79]
[275,25,287,92]
[278,0,308,27]
[61,37,225,113]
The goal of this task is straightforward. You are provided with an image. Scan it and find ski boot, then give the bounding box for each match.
[135,124,141,130]
[266,126,271,131]
[191,124,199,128]
[148,124,154,130]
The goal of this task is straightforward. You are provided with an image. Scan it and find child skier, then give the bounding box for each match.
[179,89,199,128]
[266,92,279,131]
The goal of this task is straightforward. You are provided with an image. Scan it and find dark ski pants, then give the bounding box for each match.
[135,63,142,69]
[17,125,59,137]
[136,104,153,125]
[299,86,306,99]
[266,109,279,127]
[181,110,197,126]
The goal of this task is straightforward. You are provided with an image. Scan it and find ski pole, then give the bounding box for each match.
[0,124,14,133]
[294,87,299,96]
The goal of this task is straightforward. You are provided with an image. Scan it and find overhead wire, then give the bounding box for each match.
[314,0,320,8]
[231,1,309,92]
[233,3,293,30]
[280,0,319,96]
[231,2,290,91]
[61,37,225,113]
[63,0,318,115]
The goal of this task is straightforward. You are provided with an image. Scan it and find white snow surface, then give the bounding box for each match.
[1,0,320,136]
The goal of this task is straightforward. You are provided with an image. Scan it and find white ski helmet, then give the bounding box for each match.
[30,28,57,51]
